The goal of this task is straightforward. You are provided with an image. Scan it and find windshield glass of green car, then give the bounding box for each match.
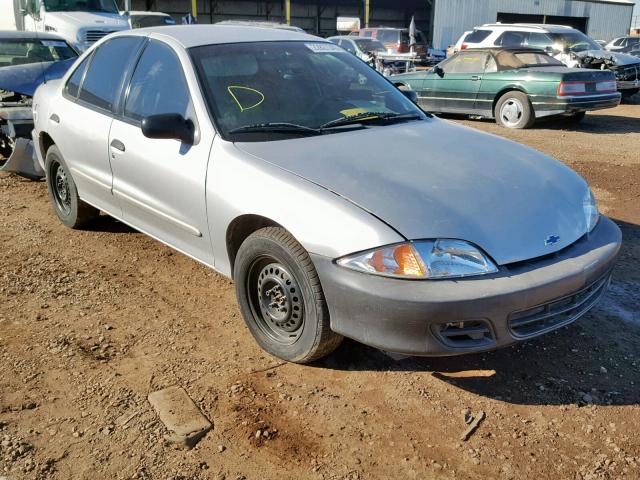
[190,41,422,138]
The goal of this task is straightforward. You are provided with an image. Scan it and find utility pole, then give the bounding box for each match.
[192,0,198,20]
[364,0,370,27]
[285,0,291,25]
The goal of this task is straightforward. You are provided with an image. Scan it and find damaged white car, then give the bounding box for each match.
[0,31,77,179]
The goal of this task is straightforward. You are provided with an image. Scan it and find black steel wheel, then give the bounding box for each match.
[247,258,304,344]
[234,227,343,363]
[51,160,72,216]
[45,145,99,229]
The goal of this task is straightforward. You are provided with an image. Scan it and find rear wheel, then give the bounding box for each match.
[45,145,99,229]
[234,227,343,363]
[495,91,535,129]
[567,111,587,123]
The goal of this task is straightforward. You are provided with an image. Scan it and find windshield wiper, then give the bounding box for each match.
[320,111,423,130]
[228,122,322,136]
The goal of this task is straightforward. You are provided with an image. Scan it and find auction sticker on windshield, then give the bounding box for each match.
[305,43,344,53]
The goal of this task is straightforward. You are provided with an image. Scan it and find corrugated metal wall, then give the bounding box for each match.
[128,0,432,37]
[432,0,634,49]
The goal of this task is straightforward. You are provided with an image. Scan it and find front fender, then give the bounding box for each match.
[206,138,404,277]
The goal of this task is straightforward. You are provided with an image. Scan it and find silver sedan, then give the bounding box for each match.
[32,25,621,363]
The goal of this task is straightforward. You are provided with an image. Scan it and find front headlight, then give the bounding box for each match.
[583,189,599,233]
[337,239,498,279]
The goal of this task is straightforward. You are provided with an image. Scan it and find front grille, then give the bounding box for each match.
[435,320,494,348]
[614,64,639,82]
[84,30,116,43]
[509,273,611,338]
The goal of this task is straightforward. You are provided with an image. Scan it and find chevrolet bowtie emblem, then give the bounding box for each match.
[545,235,560,246]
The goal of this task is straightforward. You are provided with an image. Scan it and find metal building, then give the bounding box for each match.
[123,0,634,47]
[432,0,635,49]
[127,0,433,38]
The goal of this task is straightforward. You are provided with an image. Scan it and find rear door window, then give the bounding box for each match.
[78,36,144,112]
[496,31,528,47]
[124,40,191,122]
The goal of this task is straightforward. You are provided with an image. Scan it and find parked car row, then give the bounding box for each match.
[452,24,640,98]
[391,48,620,129]
[13,24,620,364]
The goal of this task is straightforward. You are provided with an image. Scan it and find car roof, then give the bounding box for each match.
[456,47,548,54]
[109,24,320,48]
[125,11,171,17]
[0,30,71,41]
[477,23,576,33]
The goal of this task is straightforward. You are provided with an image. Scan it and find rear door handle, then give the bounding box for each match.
[471,75,482,81]
[110,139,125,152]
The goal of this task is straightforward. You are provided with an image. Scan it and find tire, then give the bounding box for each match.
[567,111,587,123]
[234,227,343,363]
[45,145,99,229]
[495,91,535,129]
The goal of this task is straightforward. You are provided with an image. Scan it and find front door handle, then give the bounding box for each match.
[471,75,482,81]
[110,139,125,152]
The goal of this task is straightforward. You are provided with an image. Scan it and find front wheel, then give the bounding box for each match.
[495,91,535,129]
[234,227,343,363]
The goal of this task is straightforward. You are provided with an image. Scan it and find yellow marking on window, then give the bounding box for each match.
[227,85,265,112]
[340,107,375,117]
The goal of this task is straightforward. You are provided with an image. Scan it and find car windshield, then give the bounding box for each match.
[0,38,77,66]
[43,0,119,13]
[549,32,602,53]
[190,41,424,141]
[353,38,386,52]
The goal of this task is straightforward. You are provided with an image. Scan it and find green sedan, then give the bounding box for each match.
[391,48,621,129]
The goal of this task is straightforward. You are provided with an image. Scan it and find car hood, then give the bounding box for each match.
[576,49,640,66]
[0,58,76,97]
[235,119,590,265]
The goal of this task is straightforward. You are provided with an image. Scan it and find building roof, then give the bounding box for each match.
[111,24,320,48]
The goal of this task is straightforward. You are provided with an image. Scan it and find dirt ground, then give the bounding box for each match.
[1,101,639,480]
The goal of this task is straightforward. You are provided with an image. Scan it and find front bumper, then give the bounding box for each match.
[312,216,621,356]
[533,92,621,118]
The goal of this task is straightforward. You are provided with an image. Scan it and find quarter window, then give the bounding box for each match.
[78,37,143,111]
[65,55,89,97]
[124,40,190,121]
[342,40,356,54]
[465,29,492,43]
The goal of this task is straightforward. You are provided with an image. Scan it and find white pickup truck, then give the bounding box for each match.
[0,0,130,52]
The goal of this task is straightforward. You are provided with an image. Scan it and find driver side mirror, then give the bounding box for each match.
[141,113,194,144]
[401,89,418,103]
[433,65,445,77]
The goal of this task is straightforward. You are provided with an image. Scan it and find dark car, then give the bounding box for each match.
[354,27,444,64]
[0,31,78,179]
[605,36,640,53]
[391,48,620,129]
